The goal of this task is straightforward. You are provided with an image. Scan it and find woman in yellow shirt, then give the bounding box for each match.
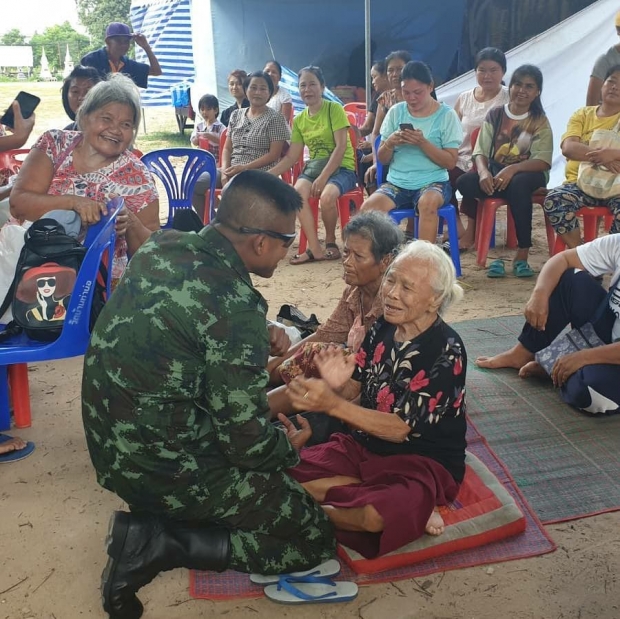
[544,65,620,249]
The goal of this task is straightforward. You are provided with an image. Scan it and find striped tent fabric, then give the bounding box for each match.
[280,65,342,116]
[130,0,195,107]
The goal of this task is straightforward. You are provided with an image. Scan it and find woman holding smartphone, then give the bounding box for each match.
[360,61,462,244]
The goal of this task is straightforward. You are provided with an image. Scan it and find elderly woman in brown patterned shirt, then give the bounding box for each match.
[269,211,404,386]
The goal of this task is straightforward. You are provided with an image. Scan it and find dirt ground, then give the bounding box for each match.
[2,202,620,618]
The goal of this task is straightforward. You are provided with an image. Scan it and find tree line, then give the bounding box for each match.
[0,0,130,73]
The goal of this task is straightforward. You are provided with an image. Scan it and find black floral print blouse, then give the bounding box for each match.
[352,317,467,481]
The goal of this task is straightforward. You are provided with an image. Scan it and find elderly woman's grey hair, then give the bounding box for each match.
[76,73,142,140]
[343,211,404,262]
[393,240,463,315]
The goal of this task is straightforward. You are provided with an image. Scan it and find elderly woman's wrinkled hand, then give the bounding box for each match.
[288,376,337,412]
[315,346,356,391]
[524,291,549,331]
[400,128,425,146]
[72,197,107,225]
[551,350,588,387]
[276,413,312,451]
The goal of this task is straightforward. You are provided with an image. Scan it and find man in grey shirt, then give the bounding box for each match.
[586,11,620,106]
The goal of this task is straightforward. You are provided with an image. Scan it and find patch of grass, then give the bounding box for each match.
[135,130,189,153]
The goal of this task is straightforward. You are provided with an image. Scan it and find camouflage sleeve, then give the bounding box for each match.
[204,308,300,471]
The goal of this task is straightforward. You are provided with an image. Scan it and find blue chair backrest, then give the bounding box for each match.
[141,148,217,228]
[53,197,123,352]
[374,134,386,185]
[0,198,123,364]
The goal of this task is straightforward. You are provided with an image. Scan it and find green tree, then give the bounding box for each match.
[77,0,132,50]
[30,22,91,74]
[1,28,27,46]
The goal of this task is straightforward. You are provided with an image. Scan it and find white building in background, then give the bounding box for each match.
[63,45,74,78]
[0,45,33,78]
[39,46,52,80]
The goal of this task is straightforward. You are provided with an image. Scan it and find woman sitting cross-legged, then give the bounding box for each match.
[269,66,357,264]
[456,64,553,278]
[544,65,620,249]
[283,241,467,558]
[10,74,159,285]
[360,61,463,244]
[476,234,620,415]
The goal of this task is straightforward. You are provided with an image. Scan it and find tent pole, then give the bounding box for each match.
[365,0,371,107]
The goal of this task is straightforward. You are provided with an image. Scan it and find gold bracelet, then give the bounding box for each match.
[384,142,394,150]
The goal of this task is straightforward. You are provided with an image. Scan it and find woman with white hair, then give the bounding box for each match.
[10,73,159,283]
[282,241,467,558]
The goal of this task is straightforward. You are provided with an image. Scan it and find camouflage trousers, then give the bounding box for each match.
[129,468,336,575]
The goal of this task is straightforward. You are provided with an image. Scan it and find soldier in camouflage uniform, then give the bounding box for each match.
[81,170,335,619]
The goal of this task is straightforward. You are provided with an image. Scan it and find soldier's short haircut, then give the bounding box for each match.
[215,170,302,227]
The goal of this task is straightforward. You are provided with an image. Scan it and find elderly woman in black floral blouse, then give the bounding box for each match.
[283,240,467,559]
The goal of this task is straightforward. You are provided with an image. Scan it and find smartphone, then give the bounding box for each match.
[399,123,414,131]
[0,91,41,129]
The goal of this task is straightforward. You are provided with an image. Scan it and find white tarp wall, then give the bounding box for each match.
[437,0,619,188]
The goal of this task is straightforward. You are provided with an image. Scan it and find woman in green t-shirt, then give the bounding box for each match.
[270,66,357,265]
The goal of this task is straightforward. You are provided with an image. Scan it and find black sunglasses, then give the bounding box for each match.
[37,278,56,287]
[238,226,296,248]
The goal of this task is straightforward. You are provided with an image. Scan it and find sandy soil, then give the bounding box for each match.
[2,206,620,619]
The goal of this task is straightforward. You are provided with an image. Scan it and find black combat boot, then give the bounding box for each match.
[101,511,230,619]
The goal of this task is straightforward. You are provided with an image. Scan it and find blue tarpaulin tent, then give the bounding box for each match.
[130,0,466,110]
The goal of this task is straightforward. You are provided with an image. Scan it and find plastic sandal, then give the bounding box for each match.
[487,259,506,278]
[264,575,358,605]
[324,243,341,260]
[290,248,324,265]
[513,260,535,278]
[250,559,341,585]
[0,434,35,463]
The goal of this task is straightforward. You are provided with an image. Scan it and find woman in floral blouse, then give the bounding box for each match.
[284,241,467,558]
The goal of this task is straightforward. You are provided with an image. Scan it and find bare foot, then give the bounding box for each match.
[0,435,27,455]
[475,343,534,370]
[425,509,445,536]
[518,361,548,379]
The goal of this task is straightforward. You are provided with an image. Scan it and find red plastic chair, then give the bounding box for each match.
[0,149,29,174]
[343,102,367,128]
[550,206,615,254]
[298,123,364,254]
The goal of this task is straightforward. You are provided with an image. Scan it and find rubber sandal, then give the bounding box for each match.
[513,260,535,278]
[250,559,341,585]
[487,259,506,278]
[324,243,341,260]
[290,248,324,265]
[441,240,470,255]
[264,575,358,604]
[0,434,35,463]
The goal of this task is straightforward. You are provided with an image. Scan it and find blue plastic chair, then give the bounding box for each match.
[141,148,217,228]
[0,197,123,430]
[374,135,462,277]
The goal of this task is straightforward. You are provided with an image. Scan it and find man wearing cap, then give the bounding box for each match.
[81,22,162,89]
[586,11,620,105]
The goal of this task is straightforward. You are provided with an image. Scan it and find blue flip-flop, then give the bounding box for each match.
[487,259,506,278]
[0,434,35,463]
[264,574,358,605]
[250,559,341,585]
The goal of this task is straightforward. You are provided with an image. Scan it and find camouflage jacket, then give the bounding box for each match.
[81,226,299,510]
